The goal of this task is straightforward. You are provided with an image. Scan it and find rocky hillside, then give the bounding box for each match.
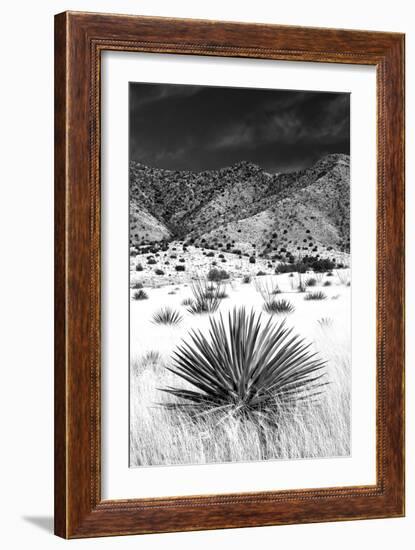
[129,154,350,264]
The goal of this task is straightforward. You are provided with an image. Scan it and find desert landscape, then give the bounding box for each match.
[129,153,351,467]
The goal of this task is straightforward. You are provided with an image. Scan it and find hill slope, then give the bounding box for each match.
[129,154,350,264]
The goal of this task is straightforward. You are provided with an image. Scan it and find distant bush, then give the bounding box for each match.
[276,257,336,274]
[206,251,215,257]
[207,268,229,282]
[131,281,143,289]
[154,269,165,275]
[249,256,256,264]
[242,275,252,284]
[305,277,317,287]
[133,289,148,301]
[323,281,332,287]
[147,258,157,265]
[304,291,327,301]
[256,271,267,276]
[263,299,295,315]
[276,262,307,274]
[135,263,144,271]
[152,307,182,325]
[310,259,335,272]
[175,265,185,272]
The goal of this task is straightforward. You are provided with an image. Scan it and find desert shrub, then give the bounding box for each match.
[175,265,186,272]
[323,281,332,287]
[254,278,280,301]
[263,299,295,315]
[147,258,157,265]
[207,268,229,282]
[154,269,165,275]
[132,289,148,300]
[317,317,333,328]
[186,279,224,314]
[326,271,334,277]
[179,258,185,263]
[152,307,182,325]
[336,269,351,286]
[310,259,335,272]
[135,263,144,271]
[142,350,161,365]
[131,281,143,289]
[275,262,307,274]
[305,277,317,287]
[304,291,327,301]
[206,251,215,257]
[297,273,307,293]
[249,256,256,264]
[242,275,252,284]
[161,308,326,421]
[257,271,267,276]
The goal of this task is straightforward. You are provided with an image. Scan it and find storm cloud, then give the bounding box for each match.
[129,82,350,173]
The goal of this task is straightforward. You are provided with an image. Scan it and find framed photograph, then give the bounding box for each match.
[54,11,405,538]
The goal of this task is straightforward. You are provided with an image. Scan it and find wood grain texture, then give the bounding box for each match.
[54,11,405,539]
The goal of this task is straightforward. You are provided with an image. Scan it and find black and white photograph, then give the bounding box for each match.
[128,82,351,468]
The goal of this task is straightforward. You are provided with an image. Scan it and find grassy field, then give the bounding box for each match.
[129,268,351,467]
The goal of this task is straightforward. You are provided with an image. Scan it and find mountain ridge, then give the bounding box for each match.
[129,153,350,264]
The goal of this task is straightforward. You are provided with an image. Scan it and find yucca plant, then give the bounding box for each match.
[152,307,183,325]
[317,317,333,328]
[132,289,148,300]
[297,273,306,293]
[336,269,351,286]
[263,298,295,315]
[160,308,327,421]
[304,291,327,301]
[181,297,194,307]
[186,278,224,314]
[254,278,280,301]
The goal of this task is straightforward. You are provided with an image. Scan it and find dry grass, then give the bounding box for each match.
[129,278,351,467]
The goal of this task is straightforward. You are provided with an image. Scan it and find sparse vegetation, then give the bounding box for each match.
[304,291,327,301]
[207,268,230,282]
[152,307,183,325]
[186,279,224,314]
[131,281,143,289]
[132,289,148,300]
[263,299,295,315]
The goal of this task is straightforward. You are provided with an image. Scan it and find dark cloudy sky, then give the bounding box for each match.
[129,82,349,173]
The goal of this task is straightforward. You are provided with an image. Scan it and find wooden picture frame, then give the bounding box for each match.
[54,11,405,538]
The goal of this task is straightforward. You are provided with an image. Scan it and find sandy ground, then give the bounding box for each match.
[130,272,351,362]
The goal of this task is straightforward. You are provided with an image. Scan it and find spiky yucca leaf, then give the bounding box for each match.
[161,307,327,418]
